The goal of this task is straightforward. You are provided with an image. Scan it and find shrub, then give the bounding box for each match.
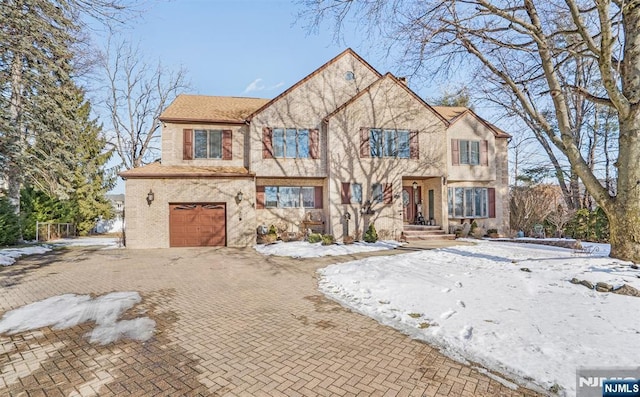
[307,233,322,243]
[471,227,486,239]
[321,234,335,245]
[470,220,478,234]
[0,197,21,246]
[364,223,378,243]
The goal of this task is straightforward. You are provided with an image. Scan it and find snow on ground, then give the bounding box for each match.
[0,237,120,267]
[254,240,403,258]
[0,292,155,345]
[0,246,51,266]
[318,239,640,397]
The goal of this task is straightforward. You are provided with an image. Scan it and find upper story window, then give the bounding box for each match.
[360,127,418,159]
[273,128,309,158]
[183,128,232,160]
[369,129,410,158]
[262,127,319,159]
[195,130,222,159]
[451,139,488,166]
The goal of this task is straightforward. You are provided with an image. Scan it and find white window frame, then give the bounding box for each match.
[448,187,488,218]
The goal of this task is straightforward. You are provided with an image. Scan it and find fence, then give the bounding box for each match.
[35,222,77,241]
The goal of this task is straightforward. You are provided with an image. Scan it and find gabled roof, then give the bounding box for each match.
[160,95,269,124]
[433,106,511,138]
[246,48,383,121]
[119,162,254,179]
[323,72,449,126]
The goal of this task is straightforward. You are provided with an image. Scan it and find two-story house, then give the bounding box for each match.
[119,49,510,248]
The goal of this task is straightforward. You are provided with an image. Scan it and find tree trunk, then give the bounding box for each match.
[609,208,640,261]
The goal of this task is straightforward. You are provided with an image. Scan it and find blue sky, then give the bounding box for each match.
[114,0,399,98]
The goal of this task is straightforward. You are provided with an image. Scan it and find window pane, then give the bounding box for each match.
[298,129,309,158]
[285,129,297,158]
[194,130,208,158]
[384,130,396,157]
[454,188,464,217]
[464,188,474,217]
[370,129,383,157]
[372,183,383,203]
[279,187,300,207]
[475,188,487,217]
[302,187,314,208]
[265,187,278,208]
[460,140,469,164]
[470,141,480,165]
[448,188,453,216]
[351,183,362,204]
[273,128,285,157]
[209,131,222,158]
[397,130,410,158]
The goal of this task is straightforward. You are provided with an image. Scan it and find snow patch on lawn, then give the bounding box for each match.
[318,240,640,396]
[254,240,403,258]
[0,246,51,266]
[0,292,155,345]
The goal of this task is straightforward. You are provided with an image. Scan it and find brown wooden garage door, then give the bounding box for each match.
[169,203,226,247]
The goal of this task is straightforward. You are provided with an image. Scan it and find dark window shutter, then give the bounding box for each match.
[359,128,370,158]
[262,127,273,159]
[309,129,320,159]
[383,183,393,204]
[451,139,460,165]
[488,188,496,218]
[409,131,419,159]
[256,186,265,209]
[314,186,323,209]
[222,130,232,160]
[480,140,488,166]
[183,129,193,160]
[341,182,350,204]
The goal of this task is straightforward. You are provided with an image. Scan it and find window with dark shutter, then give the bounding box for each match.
[309,129,320,159]
[409,131,419,159]
[488,188,496,218]
[480,140,488,166]
[183,129,193,160]
[451,139,460,165]
[384,183,393,204]
[222,130,232,160]
[341,182,350,204]
[314,186,323,208]
[359,128,370,158]
[256,186,265,209]
[262,127,273,159]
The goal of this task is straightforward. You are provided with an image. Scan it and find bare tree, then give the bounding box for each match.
[100,38,189,169]
[299,0,640,262]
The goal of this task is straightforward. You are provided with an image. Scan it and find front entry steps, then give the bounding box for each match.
[402,225,456,241]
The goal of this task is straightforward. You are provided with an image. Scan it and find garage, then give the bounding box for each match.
[169,203,226,247]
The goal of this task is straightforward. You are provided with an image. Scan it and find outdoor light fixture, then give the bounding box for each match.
[236,191,244,202]
[412,181,418,190]
[146,189,154,206]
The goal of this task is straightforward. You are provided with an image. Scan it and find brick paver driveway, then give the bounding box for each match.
[0,244,544,396]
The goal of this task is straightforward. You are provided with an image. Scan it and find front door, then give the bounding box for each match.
[402,186,421,223]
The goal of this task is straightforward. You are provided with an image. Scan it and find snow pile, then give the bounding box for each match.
[0,292,155,345]
[0,246,52,266]
[318,240,640,396]
[51,237,120,248]
[255,240,403,258]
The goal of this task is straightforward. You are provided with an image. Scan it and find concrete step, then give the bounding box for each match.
[403,225,442,231]
[402,229,448,236]
[403,233,456,241]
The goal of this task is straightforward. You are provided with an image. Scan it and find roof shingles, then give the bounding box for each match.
[160,95,269,124]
